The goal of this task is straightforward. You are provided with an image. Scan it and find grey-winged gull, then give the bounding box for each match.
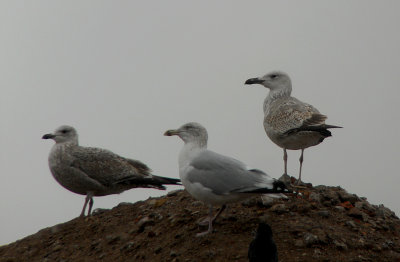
[164,122,289,236]
[245,71,342,185]
[42,125,181,217]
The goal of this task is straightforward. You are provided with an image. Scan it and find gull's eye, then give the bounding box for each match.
[270,74,278,79]
[61,129,69,134]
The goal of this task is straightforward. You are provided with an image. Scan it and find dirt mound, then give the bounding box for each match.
[1,185,400,262]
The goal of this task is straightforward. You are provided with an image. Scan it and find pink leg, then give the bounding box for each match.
[198,205,226,226]
[212,205,226,222]
[196,205,220,237]
[283,149,288,175]
[88,197,94,216]
[80,192,94,217]
[296,149,304,185]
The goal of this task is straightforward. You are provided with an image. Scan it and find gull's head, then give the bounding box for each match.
[42,125,78,144]
[245,71,292,92]
[164,122,208,146]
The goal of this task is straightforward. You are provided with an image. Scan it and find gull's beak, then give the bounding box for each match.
[245,78,264,85]
[164,129,180,136]
[42,133,55,139]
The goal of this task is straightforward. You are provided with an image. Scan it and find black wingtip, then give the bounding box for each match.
[154,175,182,186]
[272,180,292,193]
[239,181,292,194]
[325,124,343,129]
[285,123,341,138]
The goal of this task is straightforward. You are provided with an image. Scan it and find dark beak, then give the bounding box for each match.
[164,129,179,136]
[42,133,55,139]
[245,78,264,85]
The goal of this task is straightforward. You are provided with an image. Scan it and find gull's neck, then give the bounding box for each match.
[263,86,292,114]
[178,140,207,167]
[55,139,79,148]
[49,140,79,166]
[183,139,207,151]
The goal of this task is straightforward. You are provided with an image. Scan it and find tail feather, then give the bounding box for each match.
[323,124,342,129]
[234,180,292,194]
[285,123,342,137]
[152,175,181,185]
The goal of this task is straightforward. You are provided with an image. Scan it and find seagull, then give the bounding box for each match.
[164,122,289,236]
[245,71,342,185]
[42,125,181,217]
[248,222,278,262]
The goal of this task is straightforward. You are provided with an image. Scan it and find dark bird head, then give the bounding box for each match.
[248,222,278,262]
[245,71,292,94]
[256,222,273,239]
[42,125,78,144]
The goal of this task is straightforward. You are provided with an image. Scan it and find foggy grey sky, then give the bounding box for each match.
[1,1,399,245]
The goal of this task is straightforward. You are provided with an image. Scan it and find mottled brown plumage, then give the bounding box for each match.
[245,72,341,184]
[43,125,180,216]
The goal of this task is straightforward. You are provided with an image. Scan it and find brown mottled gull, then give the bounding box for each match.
[42,125,181,217]
[164,122,290,236]
[245,71,341,184]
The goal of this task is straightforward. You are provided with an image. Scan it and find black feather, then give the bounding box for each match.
[237,180,292,194]
[114,175,181,189]
[248,223,278,262]
[285,124,342,137]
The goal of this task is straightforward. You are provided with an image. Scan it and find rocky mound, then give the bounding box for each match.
[1,185,400,262]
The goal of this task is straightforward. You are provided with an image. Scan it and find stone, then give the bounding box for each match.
[105,235,121,244]
[345,220,358,230]
[294,239,305,247]
[297,202,313,214]
[241,198,258,207]
[333,240,348,250]
[260,195,275,207]
[191,201,203,207]
[149,212,163,221]
[376,204,397,219]
[303,232,319,247]
[117,202,133,207]
[278,173,291,185]
[270,204,289,214]
[148,199,157,205]
[334,206,346,212]
[121,241,134,251]
[337,190,360,204]
[149,199,167,208]
[167,189,181,197]
[381,240,394,250]
[317,210,330,218]
[137,217,155,233]
[311,228,328,244]
[354,201,363,209]
[322,201,332,207]
[339,201,354,209]
[91,208,109,215]
[319,189,340,204]
[309,192,321,203]
[348,207,365,220]
[52,244,62,252]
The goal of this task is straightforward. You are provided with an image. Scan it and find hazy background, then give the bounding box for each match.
[1,1,399,245]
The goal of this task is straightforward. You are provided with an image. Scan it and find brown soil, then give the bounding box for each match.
[1,185,400,262]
